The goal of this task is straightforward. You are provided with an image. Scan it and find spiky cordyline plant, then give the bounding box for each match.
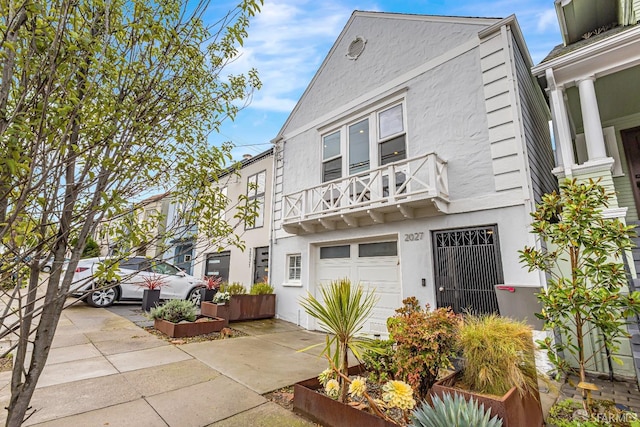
[299,278,378,402]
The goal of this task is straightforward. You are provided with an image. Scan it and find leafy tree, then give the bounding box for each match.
[0,0,262,425]
[520,178,640,415]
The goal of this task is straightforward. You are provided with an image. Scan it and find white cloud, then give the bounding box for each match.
[220,0,352,114]
[536,9,557,33]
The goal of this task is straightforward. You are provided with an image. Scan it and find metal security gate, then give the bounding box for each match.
[433,226,502,315]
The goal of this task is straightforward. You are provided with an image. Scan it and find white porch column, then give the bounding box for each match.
[546,69,575,175]
[577,76,607,161]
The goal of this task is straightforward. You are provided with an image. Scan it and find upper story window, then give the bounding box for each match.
[246,170,266,229]
[321,101,406,182]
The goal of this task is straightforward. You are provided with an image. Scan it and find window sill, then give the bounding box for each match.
[282,281,303,288]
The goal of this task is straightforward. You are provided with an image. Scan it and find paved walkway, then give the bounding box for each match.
[0,305,326,426]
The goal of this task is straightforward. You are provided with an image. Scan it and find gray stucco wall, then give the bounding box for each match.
[282,14,495,133]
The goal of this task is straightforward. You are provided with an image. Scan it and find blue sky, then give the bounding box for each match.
[210,0,561,159]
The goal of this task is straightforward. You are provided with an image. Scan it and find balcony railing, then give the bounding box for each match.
[282,153,448,226]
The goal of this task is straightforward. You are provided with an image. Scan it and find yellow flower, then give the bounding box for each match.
[348,376,367,397]
[317,368,333,387]
[382,380,416,410]
[325,379,340,399]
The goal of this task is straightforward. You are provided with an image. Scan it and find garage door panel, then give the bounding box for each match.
[316,248,400,338]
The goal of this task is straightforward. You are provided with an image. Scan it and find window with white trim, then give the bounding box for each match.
[321,101,406,182]
[287,254,301,281]
[246,170,266,229]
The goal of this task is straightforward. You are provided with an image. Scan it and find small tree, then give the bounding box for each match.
[299,279,378,402]
[520,178,640,414]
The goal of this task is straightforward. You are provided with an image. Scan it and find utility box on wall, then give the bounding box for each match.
[494,285,544,330]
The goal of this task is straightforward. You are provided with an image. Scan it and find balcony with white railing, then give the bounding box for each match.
[281,153,449,234]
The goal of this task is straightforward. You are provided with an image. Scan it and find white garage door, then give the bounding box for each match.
[316,241,401,337]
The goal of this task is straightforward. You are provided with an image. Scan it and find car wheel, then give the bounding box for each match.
[42,265,51,273]
[187,288,202,306]
[86,285,119,308]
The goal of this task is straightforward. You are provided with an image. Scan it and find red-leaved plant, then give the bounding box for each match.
[203,275,222,290]
[139,274,165,290]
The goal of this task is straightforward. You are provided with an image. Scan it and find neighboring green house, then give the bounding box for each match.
[533,0,640,380]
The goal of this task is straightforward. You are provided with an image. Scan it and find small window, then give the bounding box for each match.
[379,104,404,139]
[288,254,301,281]
[323,131,341,160]
[320,245,351,259]
[322,157,342,182]
[379,135,407,165]
[359,242,397,257]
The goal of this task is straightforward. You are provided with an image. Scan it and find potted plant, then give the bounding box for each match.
[200,275,221,305]
[205,281,276,322]
[201,290,231,326]
[294,279,415,426]
[150,299,224,338]
[410,393,503,427]
[430,313,543,427]
[386,297,459,402]
[139,274,165,311]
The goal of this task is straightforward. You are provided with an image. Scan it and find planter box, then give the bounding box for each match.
[200,302,230,327]
[199,288,217,304]
[154,316,225,338]
[142,289,161,312]
[228,294,275,321]
[430,372,543,427]
[293,366,396,427]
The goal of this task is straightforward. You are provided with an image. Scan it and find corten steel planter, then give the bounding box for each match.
[141,289,161,312]
[228,294,275,321]
[430,372,543,427]
[200,302,230,327]
[199,288,217,305]
[293,366,396,427]
[154,316,225,338]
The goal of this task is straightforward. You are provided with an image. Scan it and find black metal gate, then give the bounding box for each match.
[433,226,502,315]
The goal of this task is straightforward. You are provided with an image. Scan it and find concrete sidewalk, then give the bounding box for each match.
[0,305,326,426]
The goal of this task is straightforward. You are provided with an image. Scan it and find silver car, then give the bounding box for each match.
[71,257,203,307]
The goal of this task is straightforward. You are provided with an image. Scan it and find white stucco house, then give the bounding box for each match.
[532,0,640,379]
[269,11,556,336]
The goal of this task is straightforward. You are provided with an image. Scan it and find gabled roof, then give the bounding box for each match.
[271,10,501,143]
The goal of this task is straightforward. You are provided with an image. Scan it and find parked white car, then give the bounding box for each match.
[71,257,204,308]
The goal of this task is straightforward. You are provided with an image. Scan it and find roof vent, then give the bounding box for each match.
[242,154,253,160]
[346,36,366,60]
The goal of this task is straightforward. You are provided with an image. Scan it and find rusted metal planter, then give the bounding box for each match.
[200,302,230,327]
[430,372,543,427]
[293,366,396,427]
[154,316,225,338]
[228,294,275,321]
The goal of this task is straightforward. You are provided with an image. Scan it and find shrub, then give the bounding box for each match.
[387,297,459,401]
[410,393,503,427]
[362,339,396,383]
[459,313,537,397]
[220,282,246,295]
[250,281,274,295]
[212,291,230,304]
[149,299,197,323]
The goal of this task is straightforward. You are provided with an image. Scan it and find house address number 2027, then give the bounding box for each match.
[404,232,424,241]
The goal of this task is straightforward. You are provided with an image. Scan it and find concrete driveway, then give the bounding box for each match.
[0,305,327,426]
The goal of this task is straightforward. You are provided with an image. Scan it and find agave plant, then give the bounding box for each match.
[299,278,378,402]
[410,393,503,427]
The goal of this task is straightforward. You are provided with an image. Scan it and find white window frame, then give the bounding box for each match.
[245,170,266,229]
[285,253,302,285]
[319,98,407,182]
